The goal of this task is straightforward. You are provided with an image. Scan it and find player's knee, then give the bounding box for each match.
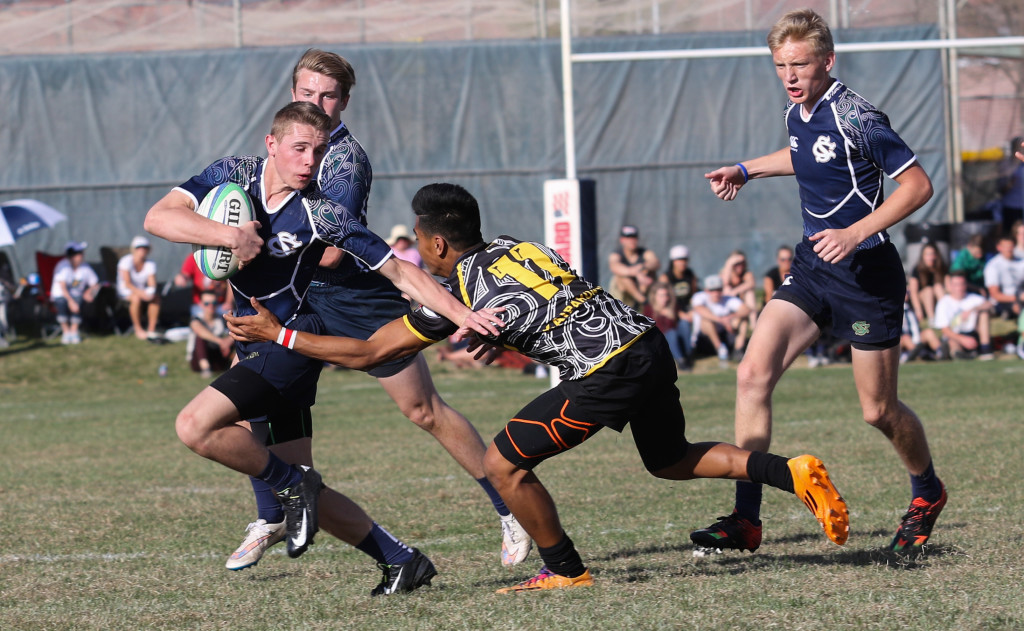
[861,401,894,428]
[403,400,438,432]
[736,357,770,393]
[483,445,513,489]
[175,411,206,453]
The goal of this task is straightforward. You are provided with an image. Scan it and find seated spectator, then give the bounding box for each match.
[117,235,162,341]
[51,241,100,345]
[174,254,232,318]
[998,136,1024,233]
[186,290,234,378]
[1016,284,1024,360]
[900,290,940,363]
[908,241,948,324]
[929,271,994,360]
[1012,220,1024,259]
[692,274,751,364]
[951,234,987,295]
[984,235,1024,319]
[720,250,757,330]
[660,244,698,309]
[762,245,793,302]
[387,224,423,267]
[643,282,692,371]
[607,225,659,309]
[659,244,698,367]
[0,254,15,347]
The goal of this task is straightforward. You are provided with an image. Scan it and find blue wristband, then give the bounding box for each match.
[736,163,749,183]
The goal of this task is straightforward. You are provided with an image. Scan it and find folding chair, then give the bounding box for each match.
[34,251,64,339]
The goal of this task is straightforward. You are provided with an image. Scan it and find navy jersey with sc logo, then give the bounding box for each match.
[405,236,654,381]
[175,155,393,324]
[786,80,918,251]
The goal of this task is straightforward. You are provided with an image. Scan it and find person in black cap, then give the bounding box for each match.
[608,225,659,309]
[50,241,100,344]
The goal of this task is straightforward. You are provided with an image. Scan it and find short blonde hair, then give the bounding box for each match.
[767,9,834,58]
[270,101,332,140]
[292,48,356,98]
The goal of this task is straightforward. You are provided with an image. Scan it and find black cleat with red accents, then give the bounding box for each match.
[890,484,947,552]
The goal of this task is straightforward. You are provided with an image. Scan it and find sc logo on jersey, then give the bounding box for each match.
[813,135,837,163]
[267,232,303,258]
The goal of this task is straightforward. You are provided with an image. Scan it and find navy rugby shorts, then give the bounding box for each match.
[306,273,417,378]
[211,312,324,418]
[773,239,904,350]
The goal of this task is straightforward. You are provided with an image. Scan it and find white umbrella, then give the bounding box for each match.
[0,199,67,247]
[0,199,68,281]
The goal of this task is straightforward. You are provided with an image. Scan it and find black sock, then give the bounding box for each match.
[537,532,586,578]
[746,451,794,494]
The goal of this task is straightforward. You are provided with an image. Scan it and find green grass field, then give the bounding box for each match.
[1,335,1022,630]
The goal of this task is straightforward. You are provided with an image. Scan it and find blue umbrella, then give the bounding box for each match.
[0,199,67,246]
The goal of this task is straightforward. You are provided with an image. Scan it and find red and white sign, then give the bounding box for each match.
[543,179,582,270]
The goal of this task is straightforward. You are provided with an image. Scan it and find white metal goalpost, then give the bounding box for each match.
[556,0,1024,224]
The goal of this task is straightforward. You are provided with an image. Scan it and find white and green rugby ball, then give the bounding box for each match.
[192,182,254,280]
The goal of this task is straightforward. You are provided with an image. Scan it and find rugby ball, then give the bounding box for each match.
[192,182,254,280]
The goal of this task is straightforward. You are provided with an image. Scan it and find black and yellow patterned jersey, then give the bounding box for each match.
[405,236,655,381]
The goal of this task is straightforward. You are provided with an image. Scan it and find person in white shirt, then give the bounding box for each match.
[931,270,994,360]
[983,235,1024,319]
[116,235,162,340]
[691,274,752,363]
[51,241,100,345]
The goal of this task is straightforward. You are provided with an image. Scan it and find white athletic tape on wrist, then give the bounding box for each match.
[276,328,297,349]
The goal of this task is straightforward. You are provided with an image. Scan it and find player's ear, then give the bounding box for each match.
[824,51,835,73]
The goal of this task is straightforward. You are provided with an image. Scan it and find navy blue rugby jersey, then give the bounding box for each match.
[176,155,393,324]
[404,236,655,381]
[786,80,918,251]
[311,123,374,285]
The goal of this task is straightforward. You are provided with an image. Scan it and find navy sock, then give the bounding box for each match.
[250,476,284,523]
[476,477,510,517]
[256,452,301,493]
[355,522,414,565]
[537,532,586,578]
[910,461,943,503]
[733,481,764,523]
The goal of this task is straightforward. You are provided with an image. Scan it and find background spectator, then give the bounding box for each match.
[174,254,232,318]
[691,274,751,365]
[997,136,1024,233]
[51,241,100,345]
[608,225,659,309]
[659,244,697,368]
[901,289,940,363]
[762,245,793,303]
[984,235,1024,319]
[1011,219,1024,259]
[643,282,692,371]
[387,223,422,268]
[117,235,162,341]
[660,244,698,311]
[908,241,948,324]
[951,234,987,295]
[931,271,994,360]
[186,289,233,378]
[720,249,757,330]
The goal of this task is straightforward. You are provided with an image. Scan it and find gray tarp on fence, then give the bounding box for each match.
[0,25,944,286]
